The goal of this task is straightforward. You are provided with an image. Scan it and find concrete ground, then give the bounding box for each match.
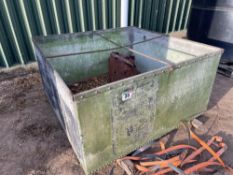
[0,64,232,175]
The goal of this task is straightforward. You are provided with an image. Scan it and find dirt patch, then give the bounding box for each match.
[0,72,41,113]
[68,73,109,94]
[68,52,140,94]
[0,68,75,175]
[0,67,233,175]
[18,121,60,140]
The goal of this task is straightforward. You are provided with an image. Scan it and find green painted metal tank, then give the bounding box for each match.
[33,27,223,174]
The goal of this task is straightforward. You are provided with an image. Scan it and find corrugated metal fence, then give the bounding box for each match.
[0,0,192,68]
[128,0,192,33]
[0,0,121,68]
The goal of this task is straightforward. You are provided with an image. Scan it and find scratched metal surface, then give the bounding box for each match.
[111,77,158,155]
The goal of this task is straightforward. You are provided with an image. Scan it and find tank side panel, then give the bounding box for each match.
[154,54,221,133]
[53,71,86,169]
[77,75,159,173]
[35,47,86,169]
[76,53,221,174]
[77,91,113,174]
[110,77,159,155]
[35,48,65,127]
[47,48,131,85]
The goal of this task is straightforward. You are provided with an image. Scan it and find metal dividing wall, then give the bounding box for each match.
[0,0,192,68]
[128,0,192,34]
[0,0,121,68]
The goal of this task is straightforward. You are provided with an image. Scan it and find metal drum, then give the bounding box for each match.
[188,0,233,61]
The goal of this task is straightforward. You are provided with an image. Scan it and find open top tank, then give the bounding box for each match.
[33,27,222,174]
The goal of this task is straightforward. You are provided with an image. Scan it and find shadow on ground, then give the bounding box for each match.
[208,74,233,109]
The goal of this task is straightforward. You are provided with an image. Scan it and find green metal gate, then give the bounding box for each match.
[0,0,192,68]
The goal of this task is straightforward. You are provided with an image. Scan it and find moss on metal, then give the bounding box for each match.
[33,27,222,174]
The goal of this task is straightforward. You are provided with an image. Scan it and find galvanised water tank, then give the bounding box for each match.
[33,27,222,174]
